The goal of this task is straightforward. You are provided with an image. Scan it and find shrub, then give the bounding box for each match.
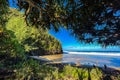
[52,65,103,80]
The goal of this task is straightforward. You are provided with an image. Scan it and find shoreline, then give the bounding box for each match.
[30,54,120,71]
[30,54,120,79]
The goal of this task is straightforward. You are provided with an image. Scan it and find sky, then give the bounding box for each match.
[9,0,18,8]
[49,28,120,51]
[9,0,120,51]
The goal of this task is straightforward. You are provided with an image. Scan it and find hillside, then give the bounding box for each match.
[6,8,63,55]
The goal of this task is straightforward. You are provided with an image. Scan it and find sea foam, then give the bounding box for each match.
[63,51,120,56]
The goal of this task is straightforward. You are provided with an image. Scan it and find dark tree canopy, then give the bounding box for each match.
[0,0,9,26]
[68,0,120,47]
[1,0,120,46]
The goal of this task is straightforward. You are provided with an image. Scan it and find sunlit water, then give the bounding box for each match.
[55,51,120,68]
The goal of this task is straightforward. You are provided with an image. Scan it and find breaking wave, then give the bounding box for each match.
[64,51,120,56]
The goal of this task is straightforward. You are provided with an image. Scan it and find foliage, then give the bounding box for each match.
[90,68,103,80]
[13,62,104,80]
[0,0,9,26]
[0,27,25,58]
[6,9,62,55]
[17,0,67,31]
[1,1,120,80]
[67,0,120,47]
[1,0,120,46]
[0,8,62,79]
[14,59,54,80]
[52,65,103,80]
[0,28,25,80]
[15,0,120,46]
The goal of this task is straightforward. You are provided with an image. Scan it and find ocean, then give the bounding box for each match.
[61,51,120,68]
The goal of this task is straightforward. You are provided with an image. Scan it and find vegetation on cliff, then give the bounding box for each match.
[0,8,63,79]
[6,9,62,55]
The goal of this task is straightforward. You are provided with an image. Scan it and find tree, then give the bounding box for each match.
[0,0,9,26]
[14,0,120,47]
[66,0,120,47]
[1,0,120,46]
[6,9,62,55]
[0,8,62,79]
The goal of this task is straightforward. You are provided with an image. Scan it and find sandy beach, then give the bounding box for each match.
[40,54,63,60]
[37,53,120,70]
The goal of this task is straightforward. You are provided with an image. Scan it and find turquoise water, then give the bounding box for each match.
[60,51,120,68]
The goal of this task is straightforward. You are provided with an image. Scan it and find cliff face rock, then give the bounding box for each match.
[6,9,63,56]
[27,34,63,56]
[29,49,63,56]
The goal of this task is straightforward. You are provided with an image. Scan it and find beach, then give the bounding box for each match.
[34,51,120,69]
[29,52,120,80]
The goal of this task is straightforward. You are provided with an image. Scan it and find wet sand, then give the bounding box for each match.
[39,54,120,70]
[29,54,120,80]
[29,53,120,71]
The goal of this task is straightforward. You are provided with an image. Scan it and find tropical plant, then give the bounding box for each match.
[6,9,62,55]
[16,0,120,47]
[1,0,120,46]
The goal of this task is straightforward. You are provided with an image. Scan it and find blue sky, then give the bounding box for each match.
[9,0,120,51]
[9,0,18,8]
[49,28,80,49]
[49,28,120,51]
